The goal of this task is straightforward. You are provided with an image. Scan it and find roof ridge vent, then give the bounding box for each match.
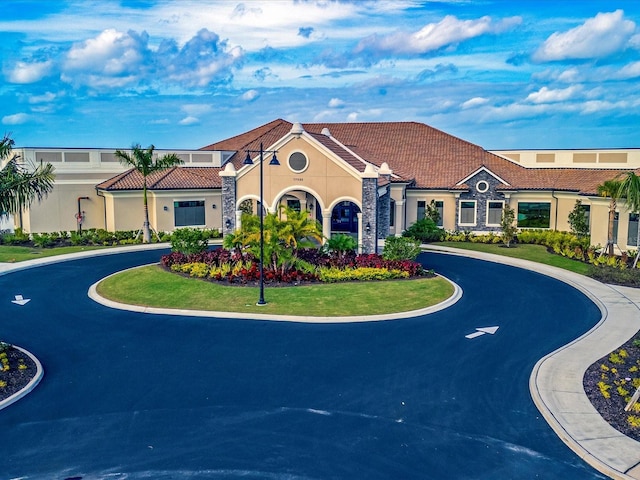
[321,127,331,137]
[291,122,305,135]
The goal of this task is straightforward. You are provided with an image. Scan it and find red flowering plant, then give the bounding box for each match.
[161,214,429,284]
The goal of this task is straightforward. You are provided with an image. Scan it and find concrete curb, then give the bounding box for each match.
[88,264,463,323]
[424,245,640,480]
[0,345,44,411]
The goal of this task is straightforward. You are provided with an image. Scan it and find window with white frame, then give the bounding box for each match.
[517,202,551,228]
[459,200,476,226]
[628,213,639,247]
[174,200,205,227]
[583,204,591,228]
[435,200,444,227]
[417,200,426,220]
[487,201,504,226]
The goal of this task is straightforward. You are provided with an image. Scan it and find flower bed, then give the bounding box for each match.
[584,335,640,440]
[160,248,429,285]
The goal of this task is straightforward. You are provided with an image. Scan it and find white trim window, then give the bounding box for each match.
[459,200,477,226]
[435,200,444,227]
[174,200,205,227]
[487,201,504,226]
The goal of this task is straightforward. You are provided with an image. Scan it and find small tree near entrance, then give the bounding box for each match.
[568,199,590,238]
[500,204,517,247]
[425,199,441,224]
[114,144,184,243]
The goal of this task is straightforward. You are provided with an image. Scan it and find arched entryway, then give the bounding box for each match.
[331,201,361,236]
[278,191,323,225]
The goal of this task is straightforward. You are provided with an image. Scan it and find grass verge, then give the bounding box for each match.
[432,241,591,275]
[97,265,454,317]
[0,245,108,263]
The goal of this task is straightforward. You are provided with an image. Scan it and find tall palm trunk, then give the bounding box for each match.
[607,198,616,256]
[142,181,151,243]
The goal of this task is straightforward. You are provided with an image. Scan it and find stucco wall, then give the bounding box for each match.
[19,184,105,233]
[103,190,223,233]
[235,139,362,213]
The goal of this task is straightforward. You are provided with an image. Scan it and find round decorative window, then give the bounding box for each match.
[476,180,489,193]
[288,152,308,173]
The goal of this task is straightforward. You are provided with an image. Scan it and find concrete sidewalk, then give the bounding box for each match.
[425,245,640,480]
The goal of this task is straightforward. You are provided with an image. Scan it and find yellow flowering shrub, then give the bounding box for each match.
[598,381,611,399]
[319,267,409,283]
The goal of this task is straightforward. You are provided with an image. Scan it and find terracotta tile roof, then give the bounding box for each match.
[105,119,635,195]
[307,131,368,172]
[203,119,634,194]
[96,166,223,191]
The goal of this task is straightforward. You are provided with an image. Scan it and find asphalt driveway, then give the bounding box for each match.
[0,249,607,479]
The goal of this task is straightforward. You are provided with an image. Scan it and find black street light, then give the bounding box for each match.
[244,142,279,306]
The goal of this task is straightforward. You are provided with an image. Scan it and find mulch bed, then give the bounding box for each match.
[583,331,640,441]
[0,347,37,402]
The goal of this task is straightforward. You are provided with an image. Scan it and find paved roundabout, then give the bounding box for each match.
[0,246,638,479]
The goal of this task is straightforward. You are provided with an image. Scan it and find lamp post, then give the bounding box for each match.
[244,143,279,305]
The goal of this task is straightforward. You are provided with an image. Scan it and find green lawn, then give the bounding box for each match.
[432,241,591,275]
[0,245,108,263]
[3,239,595,317]
[97,265,455,317]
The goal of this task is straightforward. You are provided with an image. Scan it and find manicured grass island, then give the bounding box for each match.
[97,265,454,317]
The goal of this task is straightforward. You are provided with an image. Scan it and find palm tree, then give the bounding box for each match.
[224,207,322,274]
[597,178,623,256]
[0,134,55,220]
[616,171,640,266]
[114,144,183,243]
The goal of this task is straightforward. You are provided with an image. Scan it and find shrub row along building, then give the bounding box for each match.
[9,118,640,253]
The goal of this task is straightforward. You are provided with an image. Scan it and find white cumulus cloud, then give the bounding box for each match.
[7,60,54,84]
[355,15,521,55]
[2,113,30,125]
[242,89,259,101]
[526,86,580,104]
[328,98,344,108]
[461,97,489,109]
[534,10,636,62]
[158,29,244,88]
[62,28,150,89]
[615,61,640,79]
[178,116,199,125]
[28,92,58,104]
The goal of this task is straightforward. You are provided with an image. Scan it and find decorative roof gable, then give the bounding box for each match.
[456,166,510,188]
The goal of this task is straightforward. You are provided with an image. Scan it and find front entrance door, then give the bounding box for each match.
[331,201,360,234]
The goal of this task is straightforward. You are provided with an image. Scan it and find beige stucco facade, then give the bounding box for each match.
[235,136,363,214]
[8,137,640,254]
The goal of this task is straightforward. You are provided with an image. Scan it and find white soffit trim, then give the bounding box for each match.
[456,166,510,187]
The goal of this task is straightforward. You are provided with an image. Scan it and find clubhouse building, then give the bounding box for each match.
[8,119,640,253]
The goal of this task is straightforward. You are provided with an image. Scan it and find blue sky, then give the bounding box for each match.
[2,1,640,150]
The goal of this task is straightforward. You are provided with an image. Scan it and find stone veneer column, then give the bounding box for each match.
[376,162,393,241]
[361,165,379,254]
[219,163,237,235]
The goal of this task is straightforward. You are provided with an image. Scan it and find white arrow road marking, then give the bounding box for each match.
[465,326,499,339]
[11,294,31,306]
